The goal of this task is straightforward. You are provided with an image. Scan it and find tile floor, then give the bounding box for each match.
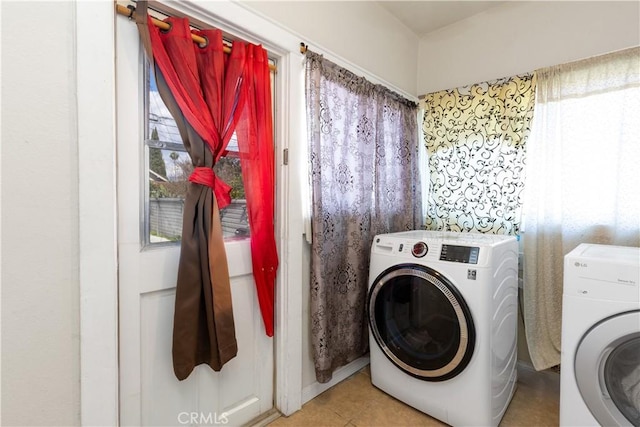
[267,364,560,426]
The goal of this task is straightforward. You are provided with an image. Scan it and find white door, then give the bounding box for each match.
[116,12,274,426]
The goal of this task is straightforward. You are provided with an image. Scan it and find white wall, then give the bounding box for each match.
[417,1,640,95]
[243,1,419,96]
[1,2,81,425]
[5,1,637,422]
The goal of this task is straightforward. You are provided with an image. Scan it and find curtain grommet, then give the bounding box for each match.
[198,35,209,49]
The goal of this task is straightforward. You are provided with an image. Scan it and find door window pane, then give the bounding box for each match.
[144,63,249,244]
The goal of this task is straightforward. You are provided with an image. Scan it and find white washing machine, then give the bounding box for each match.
[560,243,640,426]
[367,230,519,426]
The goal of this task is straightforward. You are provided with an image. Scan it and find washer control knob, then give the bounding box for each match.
[412,241,428,258]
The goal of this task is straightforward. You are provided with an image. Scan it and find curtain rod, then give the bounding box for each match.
[115,3,277,72]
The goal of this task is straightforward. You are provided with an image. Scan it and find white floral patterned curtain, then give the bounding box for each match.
[305,51,422,383]
[523,47,640,371]
[420,74,536,235]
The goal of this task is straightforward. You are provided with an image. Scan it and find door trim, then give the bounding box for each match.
[78,1,306,424]
[77,2,118,425]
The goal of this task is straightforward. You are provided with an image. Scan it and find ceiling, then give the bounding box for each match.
[377,1,506,37]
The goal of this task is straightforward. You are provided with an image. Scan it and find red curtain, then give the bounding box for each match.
[236,45,279,337]
[135,2,278,379]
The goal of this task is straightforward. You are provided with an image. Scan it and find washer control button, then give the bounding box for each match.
[412,241,428,258]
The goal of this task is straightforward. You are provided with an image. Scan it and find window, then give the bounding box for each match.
[522,47,639,371]
[420,74,535,236]
[144,63,250,244]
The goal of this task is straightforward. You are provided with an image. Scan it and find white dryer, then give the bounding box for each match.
[560,243,640,426]
[367,230,519,427]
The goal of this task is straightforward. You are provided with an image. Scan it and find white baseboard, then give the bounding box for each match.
[248,409,281,427]
[301,356,370,404]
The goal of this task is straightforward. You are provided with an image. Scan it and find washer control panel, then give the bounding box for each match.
[440,244,480,264]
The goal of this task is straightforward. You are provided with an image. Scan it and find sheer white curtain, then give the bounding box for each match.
[523,47,640,370]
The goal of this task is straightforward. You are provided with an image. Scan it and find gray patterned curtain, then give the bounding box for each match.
[420,74,536,235]
[305,51,422,383]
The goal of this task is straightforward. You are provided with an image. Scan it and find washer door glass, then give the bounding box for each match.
[604,337,640,425]
[575,310,640,426]
[368,264,475,381]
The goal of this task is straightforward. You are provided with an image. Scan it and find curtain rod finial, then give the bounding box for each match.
[300,42,308,54]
